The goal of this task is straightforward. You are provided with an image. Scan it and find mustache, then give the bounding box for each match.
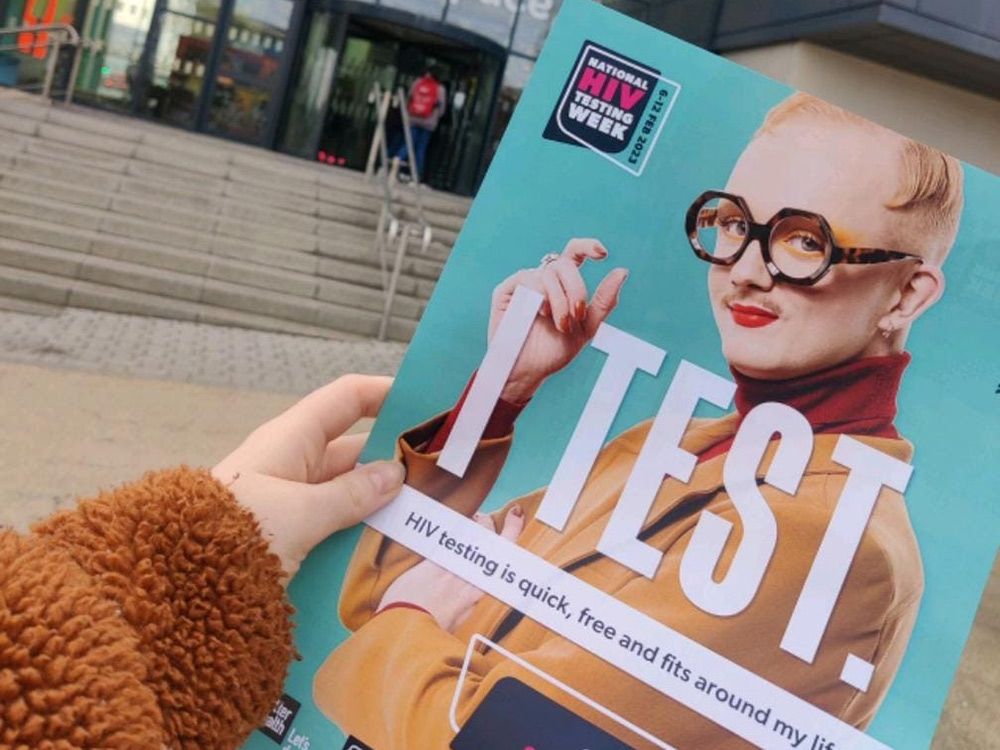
[720,293,782,317]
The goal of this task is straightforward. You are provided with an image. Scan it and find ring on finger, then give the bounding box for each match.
[539,252,561,268]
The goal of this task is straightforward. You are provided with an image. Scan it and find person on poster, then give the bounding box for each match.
[314,93,964,749]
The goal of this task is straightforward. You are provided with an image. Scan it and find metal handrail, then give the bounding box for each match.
[364,81,436,340]
[0,23,83,103]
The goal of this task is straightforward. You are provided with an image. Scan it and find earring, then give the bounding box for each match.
[880,322,895,339]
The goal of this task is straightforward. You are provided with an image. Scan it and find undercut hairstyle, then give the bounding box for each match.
[756,92,964,264]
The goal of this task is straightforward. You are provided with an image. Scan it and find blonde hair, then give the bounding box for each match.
[756,92,964,263]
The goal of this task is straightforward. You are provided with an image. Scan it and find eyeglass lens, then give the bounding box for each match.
[693,197,832,279]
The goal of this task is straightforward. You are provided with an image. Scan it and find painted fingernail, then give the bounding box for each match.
[369,461,405,493]
[511,505,523,518]
[575,300,587,321]
[559,314,570,333]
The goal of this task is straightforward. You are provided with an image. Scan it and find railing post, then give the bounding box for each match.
[379,222,412,342]
[65,38,82,104]
[41,35,59,98]
[0,24,82,102]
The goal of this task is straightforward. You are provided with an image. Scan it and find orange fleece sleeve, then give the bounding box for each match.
[0,466,294,750]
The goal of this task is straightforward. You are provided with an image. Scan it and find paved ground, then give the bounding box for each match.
[0,307,406,393]
[0,306,994,748]
[0,307,403,531]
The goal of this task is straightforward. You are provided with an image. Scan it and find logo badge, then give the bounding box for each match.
[259,693,301,744]
[544,41,680,176]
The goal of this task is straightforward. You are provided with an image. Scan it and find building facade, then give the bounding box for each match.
[1,0,997,194]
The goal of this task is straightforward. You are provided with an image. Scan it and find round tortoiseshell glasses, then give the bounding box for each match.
[686,190,923,286]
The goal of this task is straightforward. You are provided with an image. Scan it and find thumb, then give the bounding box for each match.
[310,460,406,540]
[584,268,628,337]
[498,505,525,543]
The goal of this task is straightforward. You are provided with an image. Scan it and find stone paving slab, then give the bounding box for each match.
[0,362,303,532]
[0,307,406,394]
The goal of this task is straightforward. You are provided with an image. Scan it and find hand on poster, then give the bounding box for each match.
[490,238,629,404]
[212,375,406,579]
[378,506,526,631]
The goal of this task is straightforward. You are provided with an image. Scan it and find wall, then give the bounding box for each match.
[725,41,1000,175]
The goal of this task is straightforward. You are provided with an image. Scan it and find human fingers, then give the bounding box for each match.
[498,505,525,542]
[552,259,588,325]
[561,238,609,266]
[584,267,629,337]
[473,512,497,533]
[540,266,572,333]
[284,375,393,444]
[317,432,369,483]
[299,461,405,548]
[492,269,551,318]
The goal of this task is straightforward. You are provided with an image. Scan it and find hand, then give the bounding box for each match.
[378,507,525,632]
[212,375,406,580]
[489,239,628,403]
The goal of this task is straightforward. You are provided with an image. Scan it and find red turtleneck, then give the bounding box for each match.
[423,354,910,458]
[697,353,909,462]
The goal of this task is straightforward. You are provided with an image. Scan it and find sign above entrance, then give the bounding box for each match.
[451,0,555,23]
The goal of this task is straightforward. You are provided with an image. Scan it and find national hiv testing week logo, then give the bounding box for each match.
[544,41,680,176]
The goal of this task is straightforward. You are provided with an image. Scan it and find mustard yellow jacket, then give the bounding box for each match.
[316,413,923,749]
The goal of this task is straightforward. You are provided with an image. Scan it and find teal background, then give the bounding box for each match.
[243,1,999,748]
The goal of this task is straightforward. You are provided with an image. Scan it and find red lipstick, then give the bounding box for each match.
[729,303,778,328]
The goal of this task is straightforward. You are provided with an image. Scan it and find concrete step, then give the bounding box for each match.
[0,292,63,316]
[0,96,470,219]
[0,89,456,341]
[0,242,418,340]
[0,147,442,256]
[317,234,445,282]
[0,208,440,302]
[0,265,415,340]
[0,213,429,317]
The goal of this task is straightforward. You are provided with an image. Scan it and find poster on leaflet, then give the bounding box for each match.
[242,1,1000,748]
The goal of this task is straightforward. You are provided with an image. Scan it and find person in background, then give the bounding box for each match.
[395,66,447,180]
[0,375,404,750]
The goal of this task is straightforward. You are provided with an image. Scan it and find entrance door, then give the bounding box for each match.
[280,12,502,194]
[318,30,398,171]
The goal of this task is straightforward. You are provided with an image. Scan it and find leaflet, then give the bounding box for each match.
[242,1,999,748]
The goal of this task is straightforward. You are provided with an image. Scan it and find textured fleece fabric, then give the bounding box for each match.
[0,467,294,749]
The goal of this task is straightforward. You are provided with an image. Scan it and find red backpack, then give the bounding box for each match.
[408,76,439,119]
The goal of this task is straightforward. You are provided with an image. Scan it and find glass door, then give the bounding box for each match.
[74,0,156,110]
[315,30,398,168]
[142,0,222,127]
[277,9,343,158]
[204,0,295,143]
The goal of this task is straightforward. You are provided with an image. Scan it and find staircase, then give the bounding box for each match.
[0,89,471,341]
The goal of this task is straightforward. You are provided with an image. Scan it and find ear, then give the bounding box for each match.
[880,264,944,331]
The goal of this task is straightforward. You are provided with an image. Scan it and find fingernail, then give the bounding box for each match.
[617,271,629,302]
[559,314,570,333]
[511,505,523,518]
[575,300,586,322]
[368,461,405,493]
